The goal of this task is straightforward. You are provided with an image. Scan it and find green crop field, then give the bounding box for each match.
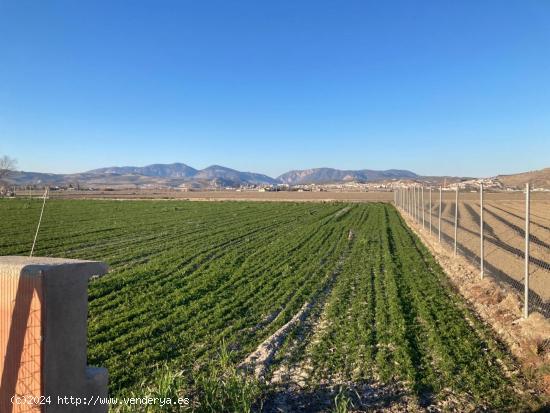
[0,199,542,411]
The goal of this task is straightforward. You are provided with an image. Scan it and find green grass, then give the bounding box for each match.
[0,199,541,411]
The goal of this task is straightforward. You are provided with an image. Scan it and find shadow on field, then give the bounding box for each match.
[435,220,550,318]
[262,382,411,413]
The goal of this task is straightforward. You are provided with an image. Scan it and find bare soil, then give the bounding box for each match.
[415,194,550,307]
[40,189,394,202]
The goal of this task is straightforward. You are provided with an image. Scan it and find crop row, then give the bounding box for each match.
[0,199,363,393]
[274,204,534,410]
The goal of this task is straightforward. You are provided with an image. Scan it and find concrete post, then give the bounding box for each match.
[438,186,442,243]
[394,189,399,208]
[524,183,530,318]
[395,188,401,208]
[397,188,400,209]
[422,185,426,229]
[411,186,416,221]
[410,187,412,216]
[0,257,109,412]
[413,186,417,221]
[454,186,458,255]
[480,183,484,279]
[429,187,432,235]
[415,186,419,223]
[410,186,414,219]
[417,186,420,223]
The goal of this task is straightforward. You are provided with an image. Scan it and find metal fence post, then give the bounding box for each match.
[396,188,401,208]
[408,187,411,215]
[411,186,414,219]
[438,186,442,243]
[480,182,484,279]
[429,187,432,235]
[416,185,419,223]
[422,186,425,229]
[411,185,416,220]
[454,186,458,255]
[413,185,416,222]
[409,187,412,215]
[524,183,530,318]
[416,185,419,221]
[395,188,401,208]
[418,186,421,224]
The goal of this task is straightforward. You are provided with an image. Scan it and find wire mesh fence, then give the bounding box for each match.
[394,185,550,319]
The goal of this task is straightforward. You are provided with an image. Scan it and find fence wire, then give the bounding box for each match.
[395,186,550,318]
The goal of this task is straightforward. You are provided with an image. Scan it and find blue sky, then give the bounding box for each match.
[1,1,549,178]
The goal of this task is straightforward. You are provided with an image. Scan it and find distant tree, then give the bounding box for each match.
[0,155,17,195]
[0,155,16,180]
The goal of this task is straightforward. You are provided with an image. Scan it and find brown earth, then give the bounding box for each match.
[406,191,550,309]
[497,167,550,189]
[30,189,395,202]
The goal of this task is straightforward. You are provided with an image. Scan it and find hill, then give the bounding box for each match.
[277,168,417,185]
[4,163,421,188]
[496,167,550,190]
[87,163,198,178]
[194,165,278,185]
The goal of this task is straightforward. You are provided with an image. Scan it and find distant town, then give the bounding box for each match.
[5,177,548,197]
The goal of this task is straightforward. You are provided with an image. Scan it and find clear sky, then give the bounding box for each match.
[1,1,549,178]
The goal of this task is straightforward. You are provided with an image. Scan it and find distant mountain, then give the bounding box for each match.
[4,162,279,188]
[6,163,548,190]
[278,168,418,185]
[3,162,468,189]
[87,163,198,178]
[496,167,550,190]
[5,171,69,186]
[195,165,278,185]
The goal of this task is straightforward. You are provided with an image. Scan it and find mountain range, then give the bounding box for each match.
[4,163,549,189]
[4,163,420,188]
[278,168,417,184]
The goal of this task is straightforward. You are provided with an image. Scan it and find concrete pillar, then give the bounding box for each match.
[0,256,108,412]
